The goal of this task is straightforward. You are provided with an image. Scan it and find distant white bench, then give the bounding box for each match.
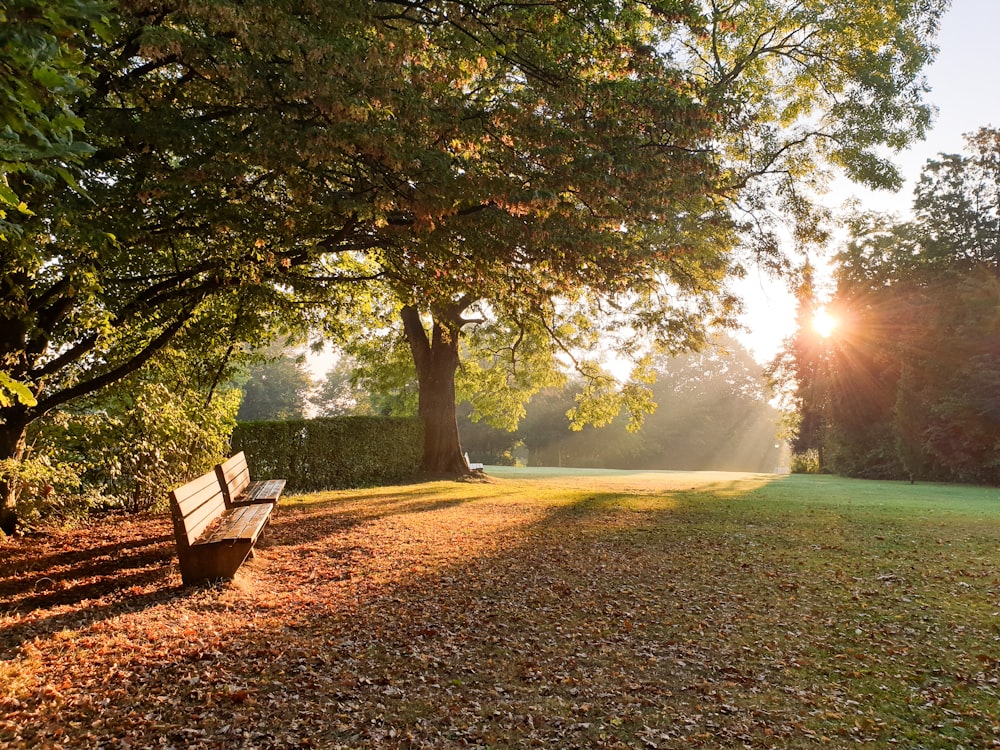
[464,452,484,471]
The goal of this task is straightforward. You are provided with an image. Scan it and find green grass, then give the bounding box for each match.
[565,471,994,739]
[470,468,1000,747]
[4,468,1000,748]
[282,467,1000,746]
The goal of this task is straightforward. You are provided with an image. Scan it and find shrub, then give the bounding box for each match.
[0,455,91,530]
[33,381,241,514]
[790,449,821,474]
[231,417,423,492]
[98,383,241,511]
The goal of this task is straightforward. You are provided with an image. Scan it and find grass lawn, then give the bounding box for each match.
[2,469,1000,748]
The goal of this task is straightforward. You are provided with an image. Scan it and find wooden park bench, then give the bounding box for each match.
[168,469,275,585]
[215,451,285,507]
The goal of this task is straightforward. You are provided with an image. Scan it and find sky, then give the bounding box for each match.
[737,0,1000,364]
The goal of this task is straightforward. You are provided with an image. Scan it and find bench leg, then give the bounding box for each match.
[178,541,255,585]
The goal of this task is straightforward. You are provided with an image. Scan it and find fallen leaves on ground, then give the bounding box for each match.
[2,474,999,748]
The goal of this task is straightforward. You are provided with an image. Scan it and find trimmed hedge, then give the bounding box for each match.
[231,417,423,493]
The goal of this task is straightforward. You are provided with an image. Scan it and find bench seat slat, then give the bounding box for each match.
[198,503,272,546]
[245,479,286,504]
[225,503,271,541]
[216,452,285,507]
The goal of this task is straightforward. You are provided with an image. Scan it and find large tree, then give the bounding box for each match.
[912,127,1000,273]
[0,0,950,528]
[359,1,732,472]
[786,128,1000,482]
[0,0,412,529]
[346,0,948,473]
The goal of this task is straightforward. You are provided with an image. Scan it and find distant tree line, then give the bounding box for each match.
[778,128,1000,484]
[235,337,782,472]
[461,339,782,472]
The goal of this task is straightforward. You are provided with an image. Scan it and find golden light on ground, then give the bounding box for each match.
[812,307,838,338]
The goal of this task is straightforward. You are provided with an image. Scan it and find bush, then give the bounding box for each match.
[33,381,241,514]
[99,384,241,511]
[790,449,821,474]
[232,417,423,492]
[0,455,92,530]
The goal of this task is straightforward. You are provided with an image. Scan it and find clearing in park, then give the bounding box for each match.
[2,468,999,748]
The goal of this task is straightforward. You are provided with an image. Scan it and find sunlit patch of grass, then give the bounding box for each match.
[5,468,1000,748]
[282,479,493,508]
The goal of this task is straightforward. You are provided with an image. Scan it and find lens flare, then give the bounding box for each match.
[813,308,838,338]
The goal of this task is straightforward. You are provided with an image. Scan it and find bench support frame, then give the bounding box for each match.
[168,470,273,585]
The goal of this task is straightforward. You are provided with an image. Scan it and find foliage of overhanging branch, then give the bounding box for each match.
[366,0,945,350]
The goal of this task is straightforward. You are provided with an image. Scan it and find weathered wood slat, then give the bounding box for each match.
[217,452,252,503]
[201,503,270,545]
[246,479,286,504]
[216,452,285,507]
[170,473,228,547]
[172,470,220,512]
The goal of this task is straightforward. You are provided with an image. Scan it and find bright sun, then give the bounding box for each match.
[812,308,838,338]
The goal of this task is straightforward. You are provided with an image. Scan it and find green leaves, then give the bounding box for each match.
[0,0,109,237]
[0,0,950,505]
[0,372,36,408]
[691,0,946,249]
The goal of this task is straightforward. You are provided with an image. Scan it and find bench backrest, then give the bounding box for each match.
[216,451,251,506]
[169,471,227,548]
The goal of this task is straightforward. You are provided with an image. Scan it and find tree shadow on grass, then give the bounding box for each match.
[266,496,476,549]
[0,577,189,660]
[0,534,172,599]
[2,471,895,749]
[1,533,168,575]
[0,490,480,656]
[0,474,766,651]
[0,517,185,655]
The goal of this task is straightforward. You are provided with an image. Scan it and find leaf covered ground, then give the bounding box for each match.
[2,469,1000,749]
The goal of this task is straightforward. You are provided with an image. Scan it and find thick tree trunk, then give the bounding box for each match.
[0,413,29,535]
[401,305,471,476]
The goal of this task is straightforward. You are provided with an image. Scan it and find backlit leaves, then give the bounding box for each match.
[0,0,109,238]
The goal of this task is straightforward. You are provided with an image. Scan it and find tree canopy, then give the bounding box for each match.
[0,0,949,528]
[341,0,949,471]
[780,127,1000,483]
[0,0,111,408]
[0,0,109,238]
